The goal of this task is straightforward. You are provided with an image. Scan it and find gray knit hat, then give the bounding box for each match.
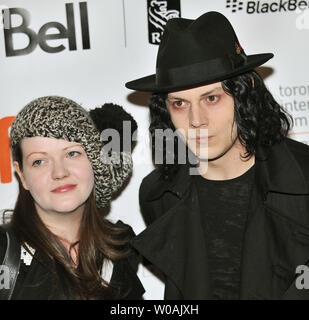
[10,96,134,208]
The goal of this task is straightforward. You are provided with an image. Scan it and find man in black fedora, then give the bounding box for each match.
[126,11,309,299]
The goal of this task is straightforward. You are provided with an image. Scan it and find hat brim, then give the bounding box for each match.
[125,53,274,93]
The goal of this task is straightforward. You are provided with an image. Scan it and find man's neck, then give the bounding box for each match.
[198,141,255,180]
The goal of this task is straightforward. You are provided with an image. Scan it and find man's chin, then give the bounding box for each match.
[194,138,238,162]
[196,149,229,162]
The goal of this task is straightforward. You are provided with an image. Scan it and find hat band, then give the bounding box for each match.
[156,54,246,88]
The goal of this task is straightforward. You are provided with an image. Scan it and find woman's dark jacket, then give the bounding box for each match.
[131,138,309,299]
[0,221,144,300]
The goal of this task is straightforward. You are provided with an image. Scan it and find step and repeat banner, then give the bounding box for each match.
[0,0,308,299]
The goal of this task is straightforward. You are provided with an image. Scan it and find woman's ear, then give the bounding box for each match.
[13,161,29,190]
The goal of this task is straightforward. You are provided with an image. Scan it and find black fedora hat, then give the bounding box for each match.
[125,11,273,93]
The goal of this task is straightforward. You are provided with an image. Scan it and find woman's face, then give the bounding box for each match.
[14,137,94,218]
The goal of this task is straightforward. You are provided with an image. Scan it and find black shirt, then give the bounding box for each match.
[194,165,255,299]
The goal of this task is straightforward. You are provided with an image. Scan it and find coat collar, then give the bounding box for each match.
[145,164,192,201]
[146,138,309,202]
[255,139,309,196]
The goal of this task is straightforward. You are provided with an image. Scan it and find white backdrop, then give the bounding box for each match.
[1,0,309,300]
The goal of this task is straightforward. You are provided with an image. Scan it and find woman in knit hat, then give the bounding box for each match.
[0,96,144,300]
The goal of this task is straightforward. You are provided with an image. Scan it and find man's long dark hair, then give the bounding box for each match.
[149,70,292,180]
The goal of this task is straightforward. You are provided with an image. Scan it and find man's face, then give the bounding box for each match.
[166,82,238,161]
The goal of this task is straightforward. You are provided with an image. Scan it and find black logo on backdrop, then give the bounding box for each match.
[147,0,181,45]
[3,2,90,57]
[226,0,309,13]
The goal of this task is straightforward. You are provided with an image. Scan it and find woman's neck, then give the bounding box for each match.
[34,203,84,248]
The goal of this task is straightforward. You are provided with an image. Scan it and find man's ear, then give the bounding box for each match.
[13,161,29,190]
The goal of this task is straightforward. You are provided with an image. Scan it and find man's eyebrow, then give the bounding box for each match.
[167,96,190,102]
[168,87,223,100]
[200,87,222,97]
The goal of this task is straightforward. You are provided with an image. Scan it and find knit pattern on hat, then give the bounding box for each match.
[10,96,133,208]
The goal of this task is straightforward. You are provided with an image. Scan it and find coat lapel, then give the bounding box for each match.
[240,140,309,299]
[131,165,212,299]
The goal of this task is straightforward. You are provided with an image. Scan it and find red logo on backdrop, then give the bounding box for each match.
[0,117,15,184]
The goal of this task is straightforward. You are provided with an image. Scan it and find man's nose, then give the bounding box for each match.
[189,103,208,128]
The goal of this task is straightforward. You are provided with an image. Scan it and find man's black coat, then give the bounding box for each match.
[131,138,309,299]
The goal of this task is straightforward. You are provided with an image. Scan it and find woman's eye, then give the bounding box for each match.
[32,159,43,167]
[68,151,81,158]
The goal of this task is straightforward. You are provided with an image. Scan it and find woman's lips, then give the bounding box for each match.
[51,184,77,193]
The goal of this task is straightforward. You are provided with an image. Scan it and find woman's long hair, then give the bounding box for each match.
[149,70,292,180]
[11,144,132,300]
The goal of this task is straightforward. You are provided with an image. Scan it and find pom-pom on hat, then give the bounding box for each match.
[10,96,136,208]
[89,103,138,154]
